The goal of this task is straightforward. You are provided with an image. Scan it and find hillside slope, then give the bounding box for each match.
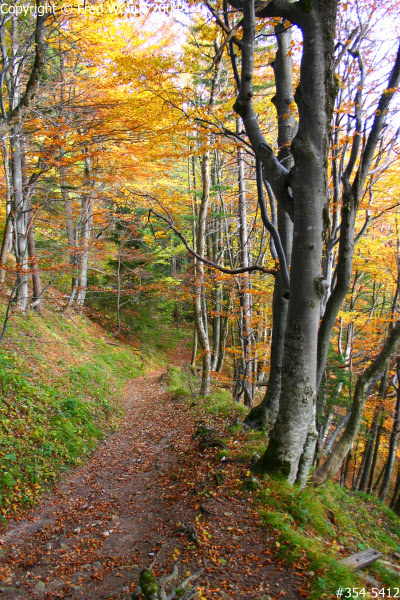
[0,298,148,520]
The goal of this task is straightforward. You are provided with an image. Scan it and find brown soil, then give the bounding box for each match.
[0,344,306,600]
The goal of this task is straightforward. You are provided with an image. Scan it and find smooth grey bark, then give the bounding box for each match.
[242,0,338,483]
[1,10,48,307]
[236,118,253,406]
[211,152,221,371]
[21,135,42,310]
[216,311,230,372]
[59,50,78,294]
[0,9,48,136]
[194,151,212,396]
[244,19,294,428]
[315,411,333,465]
[193,52,222,396]
[11,127,29,311]
[191,328,198,367]
[324,412,351,456]
[67,155,94,307]
[77,157,94,306]
[0,139,12,282]
[211,282,221,370]
[312,320,400,486]
[0,213,11,283]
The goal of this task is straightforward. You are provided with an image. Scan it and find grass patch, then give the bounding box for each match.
[166,366,195,399]
[0,304,147,520]
[202,388,248,417]
[256,476,400,598]
[175,373,400,599]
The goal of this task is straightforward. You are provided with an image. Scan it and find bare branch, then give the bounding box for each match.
[149,208,276,277]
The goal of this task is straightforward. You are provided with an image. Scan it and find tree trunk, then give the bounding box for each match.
[191,326,198,367]
[379,359,400,501]
[252,0,338,483]
[68,155,94,307]
[194,151,212,396]
[367,414,384,494]
[11,128,29,312]
[0,139,12,283]
[389,466,400,510]
[21,136,42,309]
[244,18,294,428]
[193,52,222,396]
[358,407,381,493]
[311,321,400,486]
[237,118,253,406]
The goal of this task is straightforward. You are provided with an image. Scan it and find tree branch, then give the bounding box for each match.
[227,0,303,24]
[0,6,48,135]
[355,41,400,195]
[256,158,290,295]
[149,209,276,277]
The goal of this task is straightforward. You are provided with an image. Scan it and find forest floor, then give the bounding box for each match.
[0,341,307,600]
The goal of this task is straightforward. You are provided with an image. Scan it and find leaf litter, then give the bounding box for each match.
[0,344,306,599]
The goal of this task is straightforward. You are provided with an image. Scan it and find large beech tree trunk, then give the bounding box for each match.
[238,0,338,484]
[222,0,400,485]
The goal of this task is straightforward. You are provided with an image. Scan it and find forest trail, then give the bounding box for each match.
[0,344,304,600]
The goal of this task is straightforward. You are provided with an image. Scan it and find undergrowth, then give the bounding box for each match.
[0,304,146,520]
[177,372,400,600]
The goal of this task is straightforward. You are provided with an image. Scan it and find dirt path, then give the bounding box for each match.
[0,351,305,600]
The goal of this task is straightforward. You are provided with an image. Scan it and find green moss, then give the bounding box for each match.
[254,476,400,598]
[139,569,159,599]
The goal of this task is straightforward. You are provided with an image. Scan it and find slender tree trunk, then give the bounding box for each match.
[379,359,400,501]
[11,127,29,312]
[191,327,198,367]
[193,52,222,396]
[194,151,212,396]
[367,414,384,494]
[68,155,94,308]
[21,136,42,309]
[389,466,400,509]
[0,140,12,283]
[211,154,221,371]
[358,407,381,493]
[312,321,400,486]
[237,119,253,407]
[216,312,230,373]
